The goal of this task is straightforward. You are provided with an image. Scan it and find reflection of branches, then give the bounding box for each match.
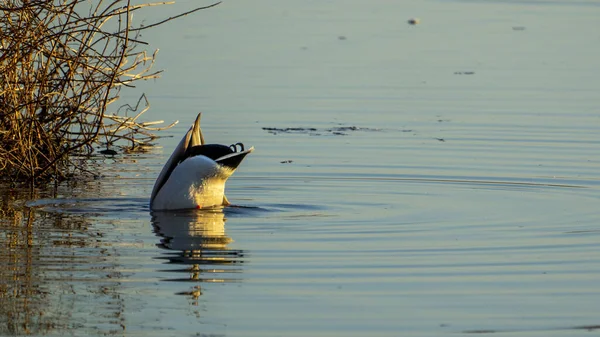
[0,0,219,183]
[0,184,129,335]
[0,188,83,335]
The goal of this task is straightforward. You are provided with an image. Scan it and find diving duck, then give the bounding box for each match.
[150,113,253,210]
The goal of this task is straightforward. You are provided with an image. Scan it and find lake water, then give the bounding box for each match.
[1,0,600,336]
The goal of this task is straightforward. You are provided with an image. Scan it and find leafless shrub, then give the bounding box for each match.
[0,0,219,183]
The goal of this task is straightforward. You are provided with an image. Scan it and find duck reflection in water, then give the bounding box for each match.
[152,208,244,299]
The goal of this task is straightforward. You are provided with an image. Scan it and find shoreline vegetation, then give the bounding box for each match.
[0,0,220,184]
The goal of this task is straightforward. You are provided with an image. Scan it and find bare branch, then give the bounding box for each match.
[0,0,219,183]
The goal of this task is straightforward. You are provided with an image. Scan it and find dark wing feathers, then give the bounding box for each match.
[184,144,235,163]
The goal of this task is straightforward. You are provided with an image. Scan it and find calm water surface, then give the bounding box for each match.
[2,0,600,336]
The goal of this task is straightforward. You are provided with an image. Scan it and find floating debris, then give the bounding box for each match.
[407,18,420,25]
[328,126,360,132]
[338,35,347,40]
[262,126,385,136]
[454,71,475,75]
[99,149,118,155]
[262,127,317,133]
[512,26,526,31]
[280,160,293,164]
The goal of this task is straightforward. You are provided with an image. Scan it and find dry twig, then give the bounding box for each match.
[0,0,218,183]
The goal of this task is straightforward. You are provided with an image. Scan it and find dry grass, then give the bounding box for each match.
[0,0,219,183]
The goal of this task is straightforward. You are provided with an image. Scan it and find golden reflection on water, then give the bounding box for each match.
[0,193,43,336]
[152,209,244,302]
[0,185,126,336]
[0,180,246,335]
